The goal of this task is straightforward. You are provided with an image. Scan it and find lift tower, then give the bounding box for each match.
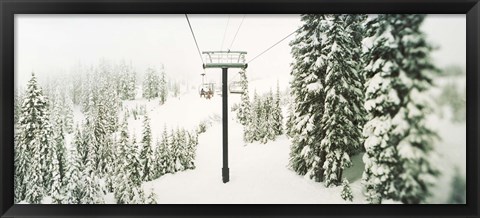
[202,51,247,183]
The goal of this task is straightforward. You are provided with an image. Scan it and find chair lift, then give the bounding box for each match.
[199,72,215,99]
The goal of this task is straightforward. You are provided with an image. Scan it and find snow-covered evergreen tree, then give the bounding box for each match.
[165,127,176,173]
[289,14,329,181]
[154,126,169,176]
[63,93,74,134]
[341,179,353,201]
[174,128,187,171]
[15,73,56,203]
[393,15,439,204]
[260,91,276,143]
[64,145,85,204]
[53,120,67,186]
[128,137,143,186]
[185,131,198,169]
[103,137,117,192]
[319,14,366,187]
[236,69,250,125]
[159,66,168,104]
[140,114,154,181]
[285,100,295,138]
[118,61,137,100]
[243,90,260,143]
[143,67,160,100]
[81,171,105,204]
[113,117,130,202]
[272,80,284,135]
[50,148,64,204]
[362,15,438,204]
[177,129,187,168]
[81,136,105,204]
[170,128,183,172]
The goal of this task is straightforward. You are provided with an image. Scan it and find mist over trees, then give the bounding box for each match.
[14,60,202,204]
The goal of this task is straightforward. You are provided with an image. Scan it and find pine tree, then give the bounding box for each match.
[53,121,67,186]
[50,91,68,183]
[236,69,251,125]
[272,80,284,135]
[15,73,56,203]
[261,91,276,143]
[185,131,198,169]
[143,67,160,100]
[81,136,105,204]
[394,15,439,204]
[63,93,74,134]
[341,179,353,201]
[362,15,438,204]
[288,15,329,181]
[178,128,190,169]
[64,145,85,204]
[101,78,120,134]
[163,126,175,174]
[24,152,45,203]
[140,114,154,181]
[103,137,117,192]
[129,70,137,100]
[86,77,116,177]
[252,91,264,141]
[113,117,130,202]
[159,66,168,104]
[170,128,182,172]
[243,91,260,143]
[128,137,143,186]
[119,61,136,100]
[319,14,366,187]
[50,148,64,204]
[285,100,295,138]
[116,172,131,204]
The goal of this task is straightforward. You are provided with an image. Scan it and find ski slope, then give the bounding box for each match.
[141,93,369,204]
[67,86,462,204]
[143,125,370,204]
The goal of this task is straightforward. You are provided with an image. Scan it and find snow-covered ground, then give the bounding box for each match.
[139,84,464,204]
[143,96,368,203]
[65,79,464,204]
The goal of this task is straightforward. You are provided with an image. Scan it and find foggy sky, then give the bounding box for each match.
[15,14,465,91]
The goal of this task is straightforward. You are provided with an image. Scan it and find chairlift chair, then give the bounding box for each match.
[199,83,215,99]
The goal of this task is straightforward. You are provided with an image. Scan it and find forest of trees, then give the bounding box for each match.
[286,14,439,204]
[235,70,284,144]
[14,60,200,204]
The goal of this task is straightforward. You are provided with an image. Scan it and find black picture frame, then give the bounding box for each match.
[1,0,479,217]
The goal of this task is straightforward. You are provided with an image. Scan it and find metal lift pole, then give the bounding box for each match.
[222,68,229,183]
[202,51,247,183]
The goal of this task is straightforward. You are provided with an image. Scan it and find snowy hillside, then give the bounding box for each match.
[13,14,466,206]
